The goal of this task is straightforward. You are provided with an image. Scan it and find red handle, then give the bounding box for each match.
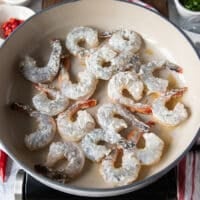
[0,150,8,182]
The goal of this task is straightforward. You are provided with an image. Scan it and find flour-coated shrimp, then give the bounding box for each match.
[152,87,188,126]
[108,29,142,53]
[86,46,135,80]
[66,26,99,57]
[46,141,85,177]
[136,133,164,165]
[11,102,56,151]
[100,140,141,186]
[57,99,96,142]
[140,60,183,94]
[81,128,121,162]
[97,103,149,134]
[35,141,85,183]
[59,57,98,100]
[32,83,69,116]
[20,39,62,83]
[128,131,164,165]
[108,71,152,114]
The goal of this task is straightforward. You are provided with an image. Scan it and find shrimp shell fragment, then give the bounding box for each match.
[135,133,164,165]
[152,88,188,126]
[20,40,62,83]
[66,26,99,57]
[108,29,142,53]
[81,129,121,162]
[45,141,85,179]
[86,46,135,80]
[100,144,141,186]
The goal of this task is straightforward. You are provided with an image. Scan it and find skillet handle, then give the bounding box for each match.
[14,170,25,200]
[0,38,4,48]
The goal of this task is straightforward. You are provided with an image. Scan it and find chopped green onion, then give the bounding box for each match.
[181,0,200,11]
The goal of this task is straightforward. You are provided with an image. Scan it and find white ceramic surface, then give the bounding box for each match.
[174,0,200,18]
[0,4,35,42]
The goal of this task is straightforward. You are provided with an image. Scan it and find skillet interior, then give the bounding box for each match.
[0,0,199,197]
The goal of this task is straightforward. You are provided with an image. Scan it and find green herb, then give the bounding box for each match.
[181,0,200,11]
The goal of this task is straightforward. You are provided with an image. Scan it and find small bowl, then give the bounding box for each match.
[2,0,31,6]
[0,4,35,46]
[174,0,200,18]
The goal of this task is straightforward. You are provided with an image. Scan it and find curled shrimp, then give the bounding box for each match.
[65,26,99,57]
[108,71,152,114]
[11,103,56,151]
[86,46,136,80]
[108,29,142,53]
[32,83,69,116]
[35,141,85,183]
[97,103,149,134]
[81,128,121,162]
[136,133,164,165]
[20,39,62,83]
[59,57,98,100]
[128,131,164,165]
[140,60,183,94]
[152,87,188,126]
[57,99,96,142]
[100,140,141,187]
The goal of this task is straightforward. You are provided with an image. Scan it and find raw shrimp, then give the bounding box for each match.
[152,87,188,126]
[86,46,136,80]
[35,141,85,183]
[20,39,62,83]
[108,71,152,114]
[108,29,142,53]
[32,83,69,116]
[65,26,99,57]
[97,103,149,134]
[81,128,121,162]
[11,103,56,151]
[57,99,96,142]
[128,131,164,165]
[136,133,164,165]
[140,60,183,94]
[59,58,98,100]
[100,140,141,187]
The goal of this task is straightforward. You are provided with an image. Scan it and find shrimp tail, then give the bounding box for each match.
[61,55,71,70]
[34,164,71,184]
[68,99,97,118]
[127,104,152,114]
[79,99,97,109]
[99,31,112,39]
[10,102,33,115]
[169,87,188,98]
[166,62,183,73]
[34,83,58,98]
[34,83,49,92]
[127,130,143,144]
[146,120,156,127]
